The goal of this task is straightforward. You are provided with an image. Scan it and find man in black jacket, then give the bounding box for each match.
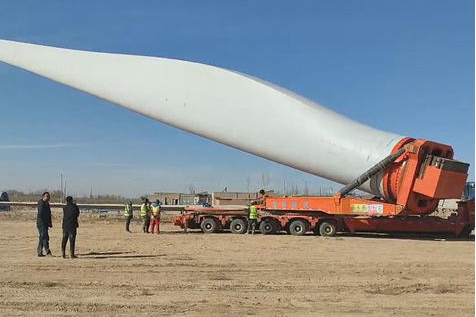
[61,196,80,259]
[37,192,52,257]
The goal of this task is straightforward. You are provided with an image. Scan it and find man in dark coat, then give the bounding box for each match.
[61,196,80,259]
[37,192,52,257]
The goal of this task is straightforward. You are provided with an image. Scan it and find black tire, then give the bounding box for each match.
[201,218,218,233]
[259,219,278,235]
[312,226,321,236]
[289,219,309,236]
[230,218,247,234]
[458,226,472,239]
[319,221,337,237]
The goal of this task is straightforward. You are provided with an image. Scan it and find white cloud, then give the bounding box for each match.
[0,143,86,150]
[90,162,132,167]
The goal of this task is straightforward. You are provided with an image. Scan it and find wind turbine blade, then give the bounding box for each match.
[0,39,404,196]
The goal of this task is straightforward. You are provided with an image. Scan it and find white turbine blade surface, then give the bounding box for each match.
[0,39,404,196]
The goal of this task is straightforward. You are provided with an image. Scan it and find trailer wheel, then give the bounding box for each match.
[201,218,218,233]
[312,226,321,236]
[230,218,247,234]
[319,221,336,237]
[289,219,309,236]
[259,219,278,235]
[458,225,472,239]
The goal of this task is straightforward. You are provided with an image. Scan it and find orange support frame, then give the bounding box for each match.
[383,139,468,215]
[264,139,468,216]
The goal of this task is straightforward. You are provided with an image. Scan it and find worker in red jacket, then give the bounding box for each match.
[149,200,161,234]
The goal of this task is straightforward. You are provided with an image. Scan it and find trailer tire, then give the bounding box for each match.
[319,221,336,237]
[201,218,218,233]
[313,226,321,236]
[230,218,247,234]
[289,219,309,236]
[458,225,472,239]
[259,219,279,235]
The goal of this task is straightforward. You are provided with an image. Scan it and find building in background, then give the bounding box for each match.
[149,192,210,205]
[211,191,275,206]
[149,191,277,206]
[149,192,180,205]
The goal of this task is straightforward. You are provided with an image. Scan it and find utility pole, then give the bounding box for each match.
[60,173,63,203]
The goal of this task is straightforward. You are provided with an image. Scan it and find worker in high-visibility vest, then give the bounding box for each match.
[247,202,258,235]
[124,201,133,232]
[149,200,161,234]
[140,199,151,233]
[257,189,268,205]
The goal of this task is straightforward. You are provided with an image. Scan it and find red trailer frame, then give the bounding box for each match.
[173,199,474,238]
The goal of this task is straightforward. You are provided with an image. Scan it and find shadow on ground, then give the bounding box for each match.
[78,251,164,259]
[337,232,475,242]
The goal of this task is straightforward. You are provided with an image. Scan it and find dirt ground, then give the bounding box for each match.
[0,209,474,316]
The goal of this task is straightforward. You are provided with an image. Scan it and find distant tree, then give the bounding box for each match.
[261,172,270,189]
[293,185,299,196]
[5,188,142,204]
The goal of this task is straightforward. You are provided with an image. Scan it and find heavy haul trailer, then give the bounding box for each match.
[173,206,250,234]
[174,139,474,237]
[258,195,474,237]
[173,198,474,237]
[173,197,475,237]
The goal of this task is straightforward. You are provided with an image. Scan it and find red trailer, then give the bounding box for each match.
[173,140,474,238]
[173,198,474,237]
[256,196,474,237]
[173,206,250,234]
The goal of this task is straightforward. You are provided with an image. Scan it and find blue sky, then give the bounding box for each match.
[0,0,474,197]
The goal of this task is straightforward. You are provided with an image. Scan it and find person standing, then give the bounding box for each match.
[140,199,151,233]
[149,200,161,234]
[256,189,268,205]
[124,201,133,232]
[37,192,52,257]
[247,202,258,235]
[61,196,80,259]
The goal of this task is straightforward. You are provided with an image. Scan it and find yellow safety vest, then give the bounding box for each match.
[124,204,132,217]
[152,205,160,217]
[249,206,258,220]
[140,203,149,218]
